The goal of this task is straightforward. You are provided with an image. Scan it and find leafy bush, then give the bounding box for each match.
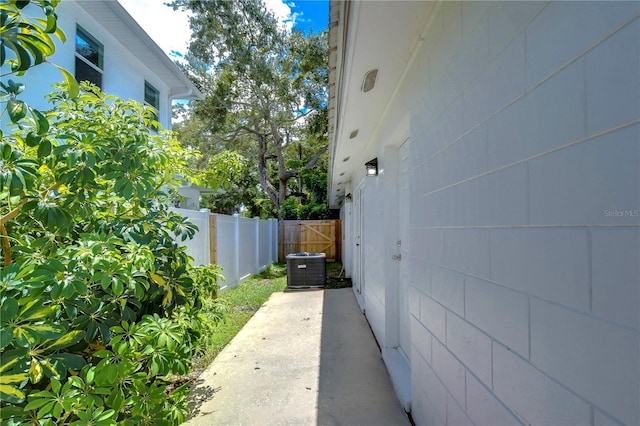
[0,2,223,423]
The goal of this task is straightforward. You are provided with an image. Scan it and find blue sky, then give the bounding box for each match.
[289,1,329,34]
[118,0,328,60]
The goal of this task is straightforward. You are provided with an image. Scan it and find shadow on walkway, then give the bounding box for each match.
[184,288,408,426]
[317,289,410,426]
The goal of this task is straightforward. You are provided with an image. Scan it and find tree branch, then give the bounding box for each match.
[0,183,61,266]
[305,144,328,169]
[0,223,11,267]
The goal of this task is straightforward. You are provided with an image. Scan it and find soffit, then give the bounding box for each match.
[328,1,432,208]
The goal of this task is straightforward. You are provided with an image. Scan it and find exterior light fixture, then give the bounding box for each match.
[361,69,378,92]
[365,158,378,176]
[349,129,359,139]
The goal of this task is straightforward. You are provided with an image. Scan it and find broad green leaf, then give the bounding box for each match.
[24,397,53,411]
[50,353,86,370]
[106,388,125,411]
[13,326,39,347]
[1,297,19,322]
[46,330,85,351]
[0,354,20,373]
[25,132,43,147]
[0,327,13,349]
[18,298,55,321]
[0,383,25,404]
[5,39,31,72]
[7,99,27,122]
[150,273,165,287]
[45,13,57,33]
[37,138,52,158]
[0,372,29,384]
[30,108,50,135]
[28,358,44,383]
[112,279,123,296]
[95,408,115,422]
[41,358,63,379]
[54,65,79,98]
[25,322,64,339]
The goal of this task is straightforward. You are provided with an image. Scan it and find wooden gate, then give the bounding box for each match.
[279,220,341,262]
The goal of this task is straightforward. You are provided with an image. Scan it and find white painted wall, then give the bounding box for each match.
[3,2,176,129]
[176,186,201,210]
[345,2,639,425]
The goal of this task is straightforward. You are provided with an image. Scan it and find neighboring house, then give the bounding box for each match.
[328,1,639,425]
[3,0,202,130]
[3,0,204,207]
[174,182,216,210]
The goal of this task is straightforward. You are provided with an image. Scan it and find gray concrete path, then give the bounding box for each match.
[184,288,409,426]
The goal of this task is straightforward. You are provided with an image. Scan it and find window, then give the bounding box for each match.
[144,81,160,129]
[75,26,103,88]
[144,81,159,110]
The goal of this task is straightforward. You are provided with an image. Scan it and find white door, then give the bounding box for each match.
[397,140,411,362]
[353,187,365,301]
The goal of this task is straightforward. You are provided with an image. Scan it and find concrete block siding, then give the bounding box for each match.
[405,2,639,425]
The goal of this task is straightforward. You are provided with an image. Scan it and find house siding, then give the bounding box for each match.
[349,1,639,424]
[3,2,177,130]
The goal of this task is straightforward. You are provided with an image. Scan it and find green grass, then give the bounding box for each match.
[192,263,287,370]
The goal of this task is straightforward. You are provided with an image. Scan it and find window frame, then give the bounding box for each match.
[144,81,160,130]
[75,25,104,88]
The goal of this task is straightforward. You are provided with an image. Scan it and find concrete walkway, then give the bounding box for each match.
[184,288,409,426]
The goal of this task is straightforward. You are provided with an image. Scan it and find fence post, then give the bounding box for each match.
[199,209,211,265]
[254,217,260,274]
[209,213,216,265]
[233,214,240,287]
[267,219,272,265]
[273,219,279,263]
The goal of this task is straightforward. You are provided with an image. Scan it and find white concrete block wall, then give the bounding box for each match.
[365,1,639,425]
[360,176,387,341]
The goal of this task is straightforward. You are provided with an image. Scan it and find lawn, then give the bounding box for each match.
[191,263,288,371]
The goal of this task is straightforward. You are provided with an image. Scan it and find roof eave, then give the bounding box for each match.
[76,0,203,100]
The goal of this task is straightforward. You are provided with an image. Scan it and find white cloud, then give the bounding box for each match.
[117,0,191,60]
[118,0,297,59]
[263,0,296,31]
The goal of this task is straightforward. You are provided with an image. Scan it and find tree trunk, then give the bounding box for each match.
[256,130,279,210]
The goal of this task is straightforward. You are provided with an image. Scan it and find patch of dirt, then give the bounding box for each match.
[325,277,352,289]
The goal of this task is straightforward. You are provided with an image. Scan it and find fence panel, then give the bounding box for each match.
[258,220,271,268]
[169,208,210,265]
[171,209,278,291]
[214,214,240,289]
[279,220,341,262]
[237,217,256,282]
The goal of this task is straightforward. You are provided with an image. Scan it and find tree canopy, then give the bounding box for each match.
[169,0,330,219]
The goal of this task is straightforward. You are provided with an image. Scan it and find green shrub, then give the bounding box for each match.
[0,3,223,423]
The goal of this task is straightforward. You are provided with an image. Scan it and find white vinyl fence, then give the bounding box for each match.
[170,208,278,291]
